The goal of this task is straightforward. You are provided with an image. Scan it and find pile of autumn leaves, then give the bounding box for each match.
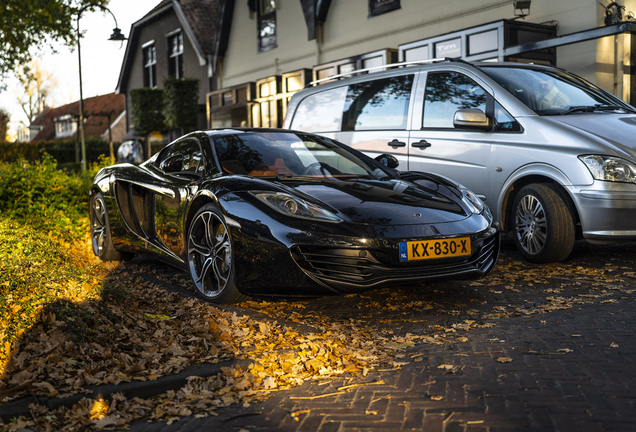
[0,260,434,430]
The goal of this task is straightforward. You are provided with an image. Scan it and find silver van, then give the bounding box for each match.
[283,59,636,263]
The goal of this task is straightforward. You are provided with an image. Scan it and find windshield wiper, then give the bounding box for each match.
[560,104,636,115]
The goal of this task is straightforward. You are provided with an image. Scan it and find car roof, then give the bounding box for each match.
[204,128,305,137]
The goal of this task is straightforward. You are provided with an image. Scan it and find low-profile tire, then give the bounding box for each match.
[511,183,575,263]
[90,192,129,261]
[186,204,247,304]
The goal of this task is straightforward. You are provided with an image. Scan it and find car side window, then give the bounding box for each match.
[342,75,414,131]
[423,72,487,129]
[289,86,347,132]
[156,139,203,174]
[494,101,521,132]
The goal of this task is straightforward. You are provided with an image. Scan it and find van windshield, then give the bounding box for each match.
[480,66,634,115]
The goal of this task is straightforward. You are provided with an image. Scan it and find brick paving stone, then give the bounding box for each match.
[402,407,424,429]
[317,422,340,432]
[381,402,404,422]
[122,243,636,432]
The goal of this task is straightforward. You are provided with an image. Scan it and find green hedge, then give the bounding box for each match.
[0,138,118,167]
[130,88,165,135]
[0,155,101,240]
[164,78,199,130]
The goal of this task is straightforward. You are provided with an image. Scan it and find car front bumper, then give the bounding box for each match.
[569,181,636,242]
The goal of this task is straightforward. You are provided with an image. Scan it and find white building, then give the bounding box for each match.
[205,0,636,128]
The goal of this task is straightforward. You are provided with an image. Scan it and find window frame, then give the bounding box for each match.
[421,70,494,131]
[155,138,204,176]
[54,114,77,138]
[167,30,184,79]
[257,0,277,52]
[142,41,157,88]
[341,74,415,132]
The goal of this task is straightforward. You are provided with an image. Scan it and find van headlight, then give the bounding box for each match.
[579,155,636,183]
[459,185,485,214]
[252,192,342,222]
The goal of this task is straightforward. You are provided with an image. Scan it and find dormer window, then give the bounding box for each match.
[258,0,277,52]
[143,42,157,88]
[54,114,77,138]
[168,31,184,78]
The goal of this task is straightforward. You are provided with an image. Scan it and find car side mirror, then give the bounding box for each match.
[453,108,492,130]
[160,155,184,173]
[375,153,399,169]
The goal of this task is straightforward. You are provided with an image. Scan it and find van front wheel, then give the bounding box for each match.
[511,184,575,263]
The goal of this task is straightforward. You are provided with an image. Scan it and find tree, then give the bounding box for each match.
[0,0,108,80]
[0,108,9,142]
[14,60,56,125]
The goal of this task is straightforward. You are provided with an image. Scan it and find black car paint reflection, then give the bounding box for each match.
[90,129,499,304]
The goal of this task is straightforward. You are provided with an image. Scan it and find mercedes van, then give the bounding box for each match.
[284,59,636,263]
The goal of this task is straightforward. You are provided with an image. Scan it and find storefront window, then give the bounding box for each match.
[435,38,461,58]
[468,29,498,55]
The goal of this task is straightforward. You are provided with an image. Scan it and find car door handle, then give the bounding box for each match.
[411,140,432,149]
[387,139,406,148]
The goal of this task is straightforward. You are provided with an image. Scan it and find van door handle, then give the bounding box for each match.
[387,139,406,148]
[412,140,432,149]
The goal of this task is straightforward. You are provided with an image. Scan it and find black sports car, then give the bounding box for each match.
[90,129,499,303]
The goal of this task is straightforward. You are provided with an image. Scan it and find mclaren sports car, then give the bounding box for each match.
[90,129,499,303]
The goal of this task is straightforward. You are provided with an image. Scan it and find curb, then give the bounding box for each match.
[0,358,252,423]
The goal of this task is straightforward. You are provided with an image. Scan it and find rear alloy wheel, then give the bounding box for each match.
[90,192,128,261]
[512,183,575,263]
[187,205,246,303]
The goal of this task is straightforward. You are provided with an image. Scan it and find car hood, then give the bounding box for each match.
[286,178,470,226]
[545,113,636,155]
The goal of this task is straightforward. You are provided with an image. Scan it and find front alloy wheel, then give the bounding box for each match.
[187,205,246,303]
[512,183,575,263]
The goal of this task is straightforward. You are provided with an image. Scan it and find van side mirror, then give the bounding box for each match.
[375,153,399,169]
[453,108,492,131]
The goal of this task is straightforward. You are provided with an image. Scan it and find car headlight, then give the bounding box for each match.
[579,155,636,183]
[252,192,342,222]
[459,185,485,214]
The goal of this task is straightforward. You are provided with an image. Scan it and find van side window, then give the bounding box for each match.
[423,72,487,129]
[289,86,348,132]
[342,75,414,131]
[494,101,521,132]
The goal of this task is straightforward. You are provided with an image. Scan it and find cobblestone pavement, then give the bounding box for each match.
[126,238,636,431]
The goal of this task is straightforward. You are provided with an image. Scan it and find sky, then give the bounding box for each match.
[0,0,160,138]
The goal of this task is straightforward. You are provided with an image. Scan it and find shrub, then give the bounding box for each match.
[163,77,199,131]
[0,154,112,240]
[0,138,115,166]
[130,88,165,135]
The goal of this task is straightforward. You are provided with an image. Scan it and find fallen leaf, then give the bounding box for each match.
[497,357,513,363]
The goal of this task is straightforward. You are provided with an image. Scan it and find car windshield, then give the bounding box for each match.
[212,132,379,179]
[480,66,633,115]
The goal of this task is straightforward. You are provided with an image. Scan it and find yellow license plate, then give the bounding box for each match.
[399,237,471,261]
